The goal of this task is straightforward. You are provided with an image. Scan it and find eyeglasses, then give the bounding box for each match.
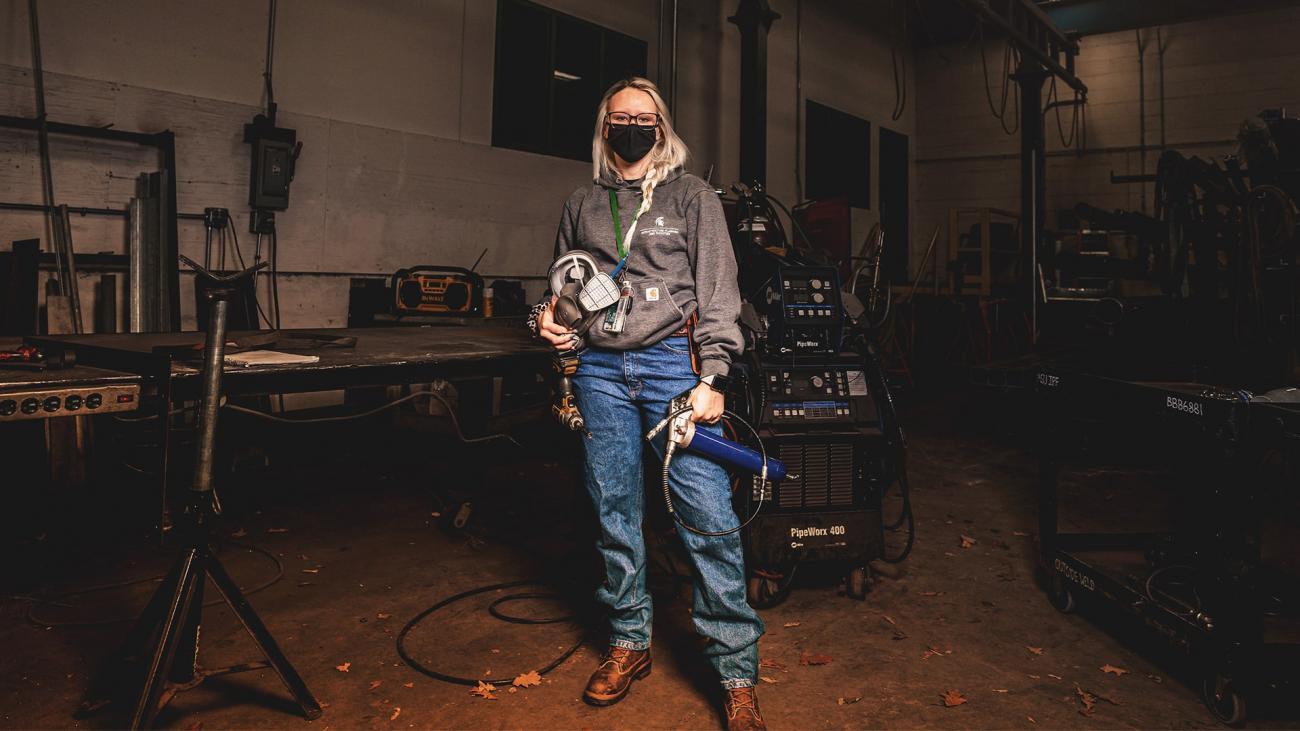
[606,112,659,128]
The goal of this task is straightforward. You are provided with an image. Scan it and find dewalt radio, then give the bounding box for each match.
[391,265,485,316]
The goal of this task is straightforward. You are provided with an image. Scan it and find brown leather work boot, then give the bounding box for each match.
[582,646,651,706]
[724,686,767,731]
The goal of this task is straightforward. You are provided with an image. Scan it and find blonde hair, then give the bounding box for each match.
[592,77,690,223]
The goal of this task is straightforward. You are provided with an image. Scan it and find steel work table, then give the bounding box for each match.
[23,326,553,518]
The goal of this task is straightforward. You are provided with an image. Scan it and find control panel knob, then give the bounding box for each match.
[0,400,15,416]
[42,396,62,412]
[86,393,103,409]
[811,375,824,388]
[810,279,823,290]
[812,292,825,303]
[65,394,83,411]
[21,398,39,414]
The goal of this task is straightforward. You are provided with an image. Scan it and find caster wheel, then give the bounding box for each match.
[1202,672,1247,727]
[846,566,870,600]
[1048,574,1076,614]
[747,570,793,609]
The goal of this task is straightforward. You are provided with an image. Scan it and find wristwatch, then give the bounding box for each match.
[700,373,731,394]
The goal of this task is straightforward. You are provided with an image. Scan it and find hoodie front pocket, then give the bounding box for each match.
[616,277,685,344]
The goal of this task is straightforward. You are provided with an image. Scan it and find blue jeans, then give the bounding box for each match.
[572,335,764,689]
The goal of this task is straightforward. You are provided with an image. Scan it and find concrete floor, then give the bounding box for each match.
[0,394,1292,729]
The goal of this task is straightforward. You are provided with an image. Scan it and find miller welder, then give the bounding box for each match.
[727,183,911,608]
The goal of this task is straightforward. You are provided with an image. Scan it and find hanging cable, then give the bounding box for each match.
[223,389,522,447]
[890,0,907,121]
[978,22,1020,136]
[1047,76,1080,149]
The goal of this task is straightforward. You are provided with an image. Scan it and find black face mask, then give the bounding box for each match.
[606,123,657,164]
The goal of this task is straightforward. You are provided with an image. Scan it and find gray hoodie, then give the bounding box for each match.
[553,166,743,379]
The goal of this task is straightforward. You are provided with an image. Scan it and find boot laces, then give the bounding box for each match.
[727,688,759,720]
[600,646,634,671]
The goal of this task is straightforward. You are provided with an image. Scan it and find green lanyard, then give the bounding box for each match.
[608,189,645,277]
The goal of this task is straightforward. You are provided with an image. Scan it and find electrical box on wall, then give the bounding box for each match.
[243,113,300,212]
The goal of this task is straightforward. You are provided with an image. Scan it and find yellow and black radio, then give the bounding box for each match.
[391,265,485,316]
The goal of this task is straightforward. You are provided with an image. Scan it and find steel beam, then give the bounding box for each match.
[957,0,1087,97]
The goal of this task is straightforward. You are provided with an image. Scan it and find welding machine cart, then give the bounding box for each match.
[1036,367,1300,726]
[729,263,903,607]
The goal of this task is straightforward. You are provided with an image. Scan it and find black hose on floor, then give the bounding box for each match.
[396,580,586,686]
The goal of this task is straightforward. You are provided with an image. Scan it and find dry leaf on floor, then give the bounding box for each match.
[1027,716,1036,724]
[377,612,392,620]
[1147,674,1163,683]
[941,689,967,707]
[1013,530,1030,537]
[881,614,896,626]
[268,527,288,533]
[1100,664,1129,676]
[508,686,518,694]
[471,681,498,700]
[920,591,943,597]
[783,621,801,628]
[992,689,1009,693]
[799,652,833,666]
[922,646,946,660]
[513,671,542,688]
[760,676,779,684]
[301,568,320,574]
[837,696,862,705]
[960,535,977,549]
[1026,646,1043,655]
[1075,685,1097,715]
[231,528,247,538]
[335,662,351,673]
[390,707,401,721]
[759,658,787,672]
[1048,674,1062,680]
[402,682,414,689]
[369,680,382,691]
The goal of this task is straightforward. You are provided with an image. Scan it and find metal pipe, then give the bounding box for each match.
[1137,30,1146,212]
[1017,58,1047,346]
[129,198,146,333]
[670,0,679,113]
[0,200,209,220]
[1157,27,1166,150]
[27,0,61,293]
[916,137,1237,164]
[57,205,85,333]
[192,297,229,495]
[794,0,803,200]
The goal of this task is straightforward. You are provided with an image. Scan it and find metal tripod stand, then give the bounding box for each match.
[80,257,321,728]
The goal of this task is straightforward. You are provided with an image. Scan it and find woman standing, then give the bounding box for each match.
[531,77,767,731]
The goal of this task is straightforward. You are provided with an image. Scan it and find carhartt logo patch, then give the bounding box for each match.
[645,287,660,302]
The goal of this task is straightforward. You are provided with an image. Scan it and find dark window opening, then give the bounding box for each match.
[805,100,870,209]
[493,0,648,162]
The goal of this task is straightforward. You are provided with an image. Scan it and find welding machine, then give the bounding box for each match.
[732,353,891,606]
[722,183,909,608]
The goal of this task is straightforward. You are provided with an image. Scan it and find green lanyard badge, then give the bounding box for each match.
[608,189,646,278]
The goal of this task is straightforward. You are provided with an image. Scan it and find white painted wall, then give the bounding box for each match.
[0,0,912,331]
[912,4,1300,283]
